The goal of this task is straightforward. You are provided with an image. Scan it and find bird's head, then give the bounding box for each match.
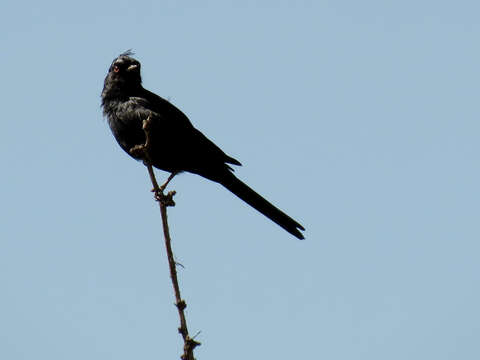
[102,51,142,101]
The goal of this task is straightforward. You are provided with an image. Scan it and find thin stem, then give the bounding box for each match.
[131,117,200,360]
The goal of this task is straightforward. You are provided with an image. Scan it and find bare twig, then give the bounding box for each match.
[130,116,200,360]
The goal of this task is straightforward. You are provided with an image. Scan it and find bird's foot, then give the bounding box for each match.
[129,144,146,159]
[153,189,176,207]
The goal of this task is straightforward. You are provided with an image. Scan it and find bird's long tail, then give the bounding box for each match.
[219,173,305,239]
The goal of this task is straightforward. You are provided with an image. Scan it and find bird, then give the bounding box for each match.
[101,51,305,239]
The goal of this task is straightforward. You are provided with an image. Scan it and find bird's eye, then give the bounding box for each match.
[113,65,120,73]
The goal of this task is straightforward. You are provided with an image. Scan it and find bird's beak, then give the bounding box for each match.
[127,64,138,72]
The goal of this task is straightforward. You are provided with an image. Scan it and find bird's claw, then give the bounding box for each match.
[129,144,146,158]
[154,190,176,207]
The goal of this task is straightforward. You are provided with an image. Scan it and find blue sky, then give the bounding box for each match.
[1,1,479,359]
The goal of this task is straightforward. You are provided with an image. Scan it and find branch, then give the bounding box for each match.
[130,116,201,360]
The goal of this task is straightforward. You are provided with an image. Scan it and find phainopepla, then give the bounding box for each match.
[101,52,305,239]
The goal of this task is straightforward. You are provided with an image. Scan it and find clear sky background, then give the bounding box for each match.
[1,1,479,359]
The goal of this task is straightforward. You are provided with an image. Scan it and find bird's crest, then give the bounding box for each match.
[120,49,135,57]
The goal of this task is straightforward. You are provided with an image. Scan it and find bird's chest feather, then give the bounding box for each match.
[107,101,149,155]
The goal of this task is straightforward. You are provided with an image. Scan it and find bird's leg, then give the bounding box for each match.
[151,171,177,199]
[159,172,177,192]
[146,167,176,206]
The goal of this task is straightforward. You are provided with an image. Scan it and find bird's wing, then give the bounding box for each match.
[130,91,241,175]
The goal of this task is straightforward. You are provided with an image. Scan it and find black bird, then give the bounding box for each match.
[101,52,305,239]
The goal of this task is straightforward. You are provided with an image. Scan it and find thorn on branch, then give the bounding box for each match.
[176,299,187,311]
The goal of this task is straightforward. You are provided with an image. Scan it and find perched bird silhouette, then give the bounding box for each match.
[101,51,305,239]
